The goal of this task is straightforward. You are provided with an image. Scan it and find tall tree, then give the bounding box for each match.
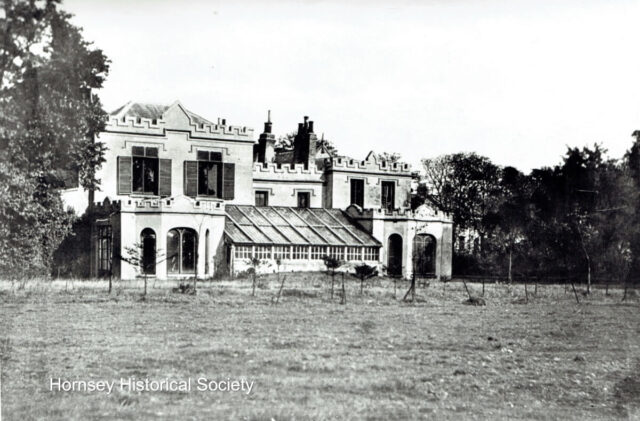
[0,0,109,276]
[421,152,501,252]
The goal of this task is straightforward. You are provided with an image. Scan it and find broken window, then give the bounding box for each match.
[381,181,395,212]
[350,178,364,207]
[197,151,223,197]
[132,146,159,195]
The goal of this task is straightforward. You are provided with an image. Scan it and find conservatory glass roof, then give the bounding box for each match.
[224,205,381,247]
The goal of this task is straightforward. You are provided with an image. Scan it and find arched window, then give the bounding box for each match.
[413,234,436,276]
[140,228,156,275]
[387,234,403,276]
[167,228,198,274]
[205,229,210,275]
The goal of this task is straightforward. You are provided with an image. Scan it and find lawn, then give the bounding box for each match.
[0,275,639,420]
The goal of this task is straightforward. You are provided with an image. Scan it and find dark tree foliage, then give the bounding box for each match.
[421,143,639,282]
[0,0,109,277]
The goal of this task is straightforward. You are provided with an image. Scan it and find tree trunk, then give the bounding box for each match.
[144,274,148,297]
[360,276,364,295]
[586,258,591,294]
[524,279,528,303]
[508,250,513,283]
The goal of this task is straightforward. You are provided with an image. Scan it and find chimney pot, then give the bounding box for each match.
[308,121,314,133]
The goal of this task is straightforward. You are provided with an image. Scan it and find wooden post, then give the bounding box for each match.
[275,275,286,304]
[341,272,346,305]
[462,279,472,300]
[330,271,335,299]
[571,282,580,304]
[524,279,528,303]
[482,278,485,297]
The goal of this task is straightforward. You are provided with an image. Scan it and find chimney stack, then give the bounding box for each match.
[254,110,275,164]
[292,115,318,169]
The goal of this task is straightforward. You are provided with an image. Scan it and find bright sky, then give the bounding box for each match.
[64,0,640,173]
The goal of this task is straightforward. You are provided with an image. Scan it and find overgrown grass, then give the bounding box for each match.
[0,274,638,420]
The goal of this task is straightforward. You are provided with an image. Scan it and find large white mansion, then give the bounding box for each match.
[61,101,453,280]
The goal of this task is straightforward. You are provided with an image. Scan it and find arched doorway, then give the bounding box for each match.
[413,234,436,277]
[140,228,156,275]
[387,234,403,276]
[167,228,198,275]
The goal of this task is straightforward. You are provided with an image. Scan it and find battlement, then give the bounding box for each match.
[91,196,226,215]
[327,154,411,174]
[106,115,254,140]
[252,162,324,176]
[346,203,453,222]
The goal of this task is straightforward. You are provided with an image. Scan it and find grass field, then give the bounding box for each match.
[0,275,639,420]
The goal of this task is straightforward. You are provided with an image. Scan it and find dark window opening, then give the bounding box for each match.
[350,178,364,207]
[141,228,156,275]
[387,234,403,276]
[97,225,112,277]
[297,192,310,208]
[381,181,395,212]
[197,152,223,197]
[413,234,436,277]
[255,191,269,206]
[132,147,159,195]
[167,228,197,275]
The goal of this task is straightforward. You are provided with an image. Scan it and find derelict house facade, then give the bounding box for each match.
[61,101,453,280]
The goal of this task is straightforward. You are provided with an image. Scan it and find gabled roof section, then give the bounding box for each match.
[110,102,168,120]
[109,101,215,126]
[225,205,381,247]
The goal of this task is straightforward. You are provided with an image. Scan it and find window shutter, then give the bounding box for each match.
[117,156,132,195]
[222,163,235,200]
[184,161,198,197]
[159,159,172,197]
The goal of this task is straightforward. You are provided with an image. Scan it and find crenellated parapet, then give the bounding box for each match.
[326,151,412,175]
[345,203,453,222]
[253,162,324,176]
[105,101,254,142]
[92,198,122,215]
[92,196,226,215]
[106,115,254,141]
[186,117,254,140]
